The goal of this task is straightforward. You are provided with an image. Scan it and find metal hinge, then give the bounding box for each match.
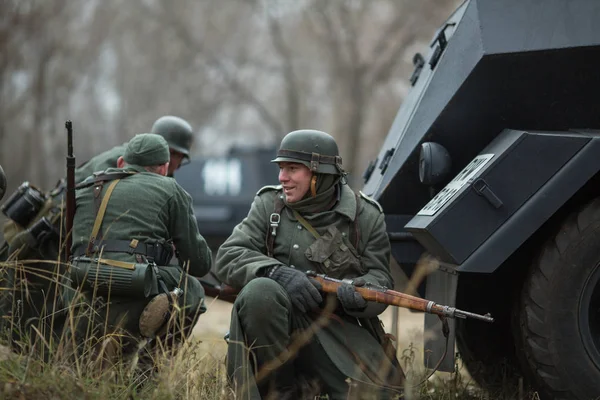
[363,157,378,183]
[410,53,425,86]
[378,148,395,174]
[429,23,456,69]
[472,178,503,209]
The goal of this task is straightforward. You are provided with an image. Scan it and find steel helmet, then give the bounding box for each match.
[151,116,194,158]
[271,129,344,175]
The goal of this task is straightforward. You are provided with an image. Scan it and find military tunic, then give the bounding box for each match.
[75,143,127,184]
[215,184,399,399]
[70,164,212,335]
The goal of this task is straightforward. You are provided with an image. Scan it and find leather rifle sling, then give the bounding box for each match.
[292,209,320,239]
[86,179,121,256]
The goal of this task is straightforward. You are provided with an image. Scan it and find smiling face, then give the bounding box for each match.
[278,162,312,203]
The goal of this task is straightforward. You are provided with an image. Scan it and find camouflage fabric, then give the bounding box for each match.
[68,164,212,338]
[215,184,400,399]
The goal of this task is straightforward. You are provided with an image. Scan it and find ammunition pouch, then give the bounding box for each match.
[73,239,173,266]
[0,182,47,228]
[304,225,364,279]
[70,258,159,298]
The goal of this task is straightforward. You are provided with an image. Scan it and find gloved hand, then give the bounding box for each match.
[268,266,323,313]
[337,277,367,313]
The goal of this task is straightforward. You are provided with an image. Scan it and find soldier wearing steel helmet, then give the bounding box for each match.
[215,129,404,400]
[67,133,211,346]
[75,115,194,183]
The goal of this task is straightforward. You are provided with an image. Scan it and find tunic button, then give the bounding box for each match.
[342,232,347,237]
[293,244,299,250]
[290,265,296,269]
[297,225,302,230]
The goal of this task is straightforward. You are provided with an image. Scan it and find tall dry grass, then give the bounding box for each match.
[0,254,540,400]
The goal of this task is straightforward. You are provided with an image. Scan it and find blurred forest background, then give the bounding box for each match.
[0,0,460,195]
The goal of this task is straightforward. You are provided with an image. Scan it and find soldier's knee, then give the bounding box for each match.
[234,277,290,311]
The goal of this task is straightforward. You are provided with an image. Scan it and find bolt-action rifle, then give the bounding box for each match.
[306,271,494,323]
[65,121,75,261]
[198,277,239,304]
[198,270,494,323]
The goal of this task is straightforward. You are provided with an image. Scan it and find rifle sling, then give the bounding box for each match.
[266,191,361,256]
[75,171,137,190]
[291,209,321,239]
[86,179,121,256]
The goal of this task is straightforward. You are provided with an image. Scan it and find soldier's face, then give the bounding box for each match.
[278,162,312,203]
[168,149,185,176]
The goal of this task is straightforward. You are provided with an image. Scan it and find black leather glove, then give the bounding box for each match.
[268,266,323,313]
[337,277,367,313]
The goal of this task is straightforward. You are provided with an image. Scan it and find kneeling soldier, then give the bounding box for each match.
[68,133,211,349]
[216,129,405,400]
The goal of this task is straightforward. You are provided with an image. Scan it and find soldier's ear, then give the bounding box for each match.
[160,162,169,177]
[117,156,126,168]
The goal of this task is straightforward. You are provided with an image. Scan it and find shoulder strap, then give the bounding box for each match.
[86,179,121,256]
[266,192,362,255]
[359,190,384,213]
[351,193,361,249]
[76,171,137,190]
[256,184,282,196]
[292,209,320,239]
[266,194,285,257]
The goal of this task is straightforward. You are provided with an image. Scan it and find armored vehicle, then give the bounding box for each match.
[361,0,600,398]
[174,145,278,249]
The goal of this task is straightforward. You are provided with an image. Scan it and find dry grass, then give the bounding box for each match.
[0,255,539,400]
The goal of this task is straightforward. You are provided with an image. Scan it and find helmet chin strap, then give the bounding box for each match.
[310,175,318,197]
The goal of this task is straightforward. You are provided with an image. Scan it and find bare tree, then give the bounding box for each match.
[0,0,114,190]
[0,0,460,196]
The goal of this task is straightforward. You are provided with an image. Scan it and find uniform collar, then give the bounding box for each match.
[105,165,147,174]
[334,184,357,221]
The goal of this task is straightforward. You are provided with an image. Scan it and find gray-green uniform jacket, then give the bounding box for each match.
[216,184,396,386]
[75,143,127,184]
[70,165,212,334]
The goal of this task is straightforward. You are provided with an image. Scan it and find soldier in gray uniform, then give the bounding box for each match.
[215,130,404,400]
[75,115,194,183]
[68,133,212,347]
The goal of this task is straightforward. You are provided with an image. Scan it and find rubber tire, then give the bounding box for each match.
[456,317,521,392]
[520,198,600,400]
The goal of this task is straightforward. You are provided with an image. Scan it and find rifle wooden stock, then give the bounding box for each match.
[309,272,494,323]
[65,121,75,261]
[314,275,431,311]
[196,271,494,323]
[198,279,239,304]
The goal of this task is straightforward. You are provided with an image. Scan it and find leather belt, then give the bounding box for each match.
[73,239,172,265]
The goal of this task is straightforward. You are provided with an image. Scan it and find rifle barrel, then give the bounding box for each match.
[308,271,494,323]
[65,121,75,261]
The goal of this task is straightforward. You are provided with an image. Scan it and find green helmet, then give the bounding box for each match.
[271,129,344,175]
[0,164,5,201]
[151,116,194,158]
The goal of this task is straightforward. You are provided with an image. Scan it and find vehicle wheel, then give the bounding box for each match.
[455,316,521,391]
[454,272,524,393]
[520,198,600,399]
